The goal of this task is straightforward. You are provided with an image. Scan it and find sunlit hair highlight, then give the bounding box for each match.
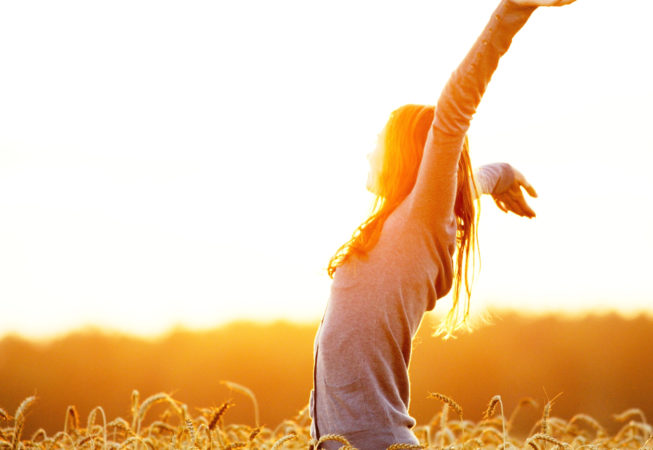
[440,133,480,339]
[327,104,480,338]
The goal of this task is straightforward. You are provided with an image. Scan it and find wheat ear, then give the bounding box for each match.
[568,413,606,438]
[130,389,140,431]
[526,433,571,449]
[483,395,506,447]
[541,392,562,435]
[614,420,653,441]
[387,443,425,449]
[136,393,181,434]
[271,433,296,450]
[119,435,149,449]
[11,396,37,449]
[86,406,107,446]
[316,433,352,447]
[613,408,647,424]
[428,393,463,420]
[221,381,260,427]
[483,395,500,420]
[209,400,234,431]
[30,428,47,443]
[63,405,79,436]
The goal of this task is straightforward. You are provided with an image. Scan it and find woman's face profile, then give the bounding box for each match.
[366,129,386,194]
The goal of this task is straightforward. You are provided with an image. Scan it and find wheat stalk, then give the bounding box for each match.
[119,435,150,449]
[1,391,652,449]
[483,396,500,420]
[221,381,260,427]
[50,430,75,447]
[130,389,140,431]
[77,433,103,447]
[526,439,541,450]
[642,435,653,448]
[86,406,107,449]
[271,433,296,449]
[526,433,571,449]
[185,417,196,447]
[480,426,503,444]
[11,395,36,450]
[428,393,463,420]
[107,417,131,432]
[386,443,425,449]
[613,408,647,424]
[14,396,36,422]
[63,405,79,436]
[248,425,261,441]
[29,428,47,443]
[614,420,652,441]
[462,436,484,449]
[147,420,176,435]
[568,413,606,438]
[616,434,643,448]
[136,393,181,434]
[483,395,506,447]
[316,433,352,447]
[507,397,537,431]
[541,392,562,435]
[209,401,233,449]
[209,400,234,431]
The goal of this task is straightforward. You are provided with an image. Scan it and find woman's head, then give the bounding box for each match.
[366,104,435,200]
[329,104,479,338]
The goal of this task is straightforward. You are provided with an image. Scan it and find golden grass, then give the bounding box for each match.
[427,393,463,421]
[1,387,652,449]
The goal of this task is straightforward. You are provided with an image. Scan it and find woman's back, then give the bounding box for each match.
[312,197,455,448]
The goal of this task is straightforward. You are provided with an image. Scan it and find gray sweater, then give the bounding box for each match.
[310,1,535,448]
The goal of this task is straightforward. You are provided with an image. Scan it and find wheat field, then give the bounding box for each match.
[1,384,651,450]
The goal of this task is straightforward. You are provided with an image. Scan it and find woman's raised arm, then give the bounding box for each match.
[410,0,575,224]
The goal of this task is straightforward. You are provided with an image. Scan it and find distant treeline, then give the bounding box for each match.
[1,312,652,437]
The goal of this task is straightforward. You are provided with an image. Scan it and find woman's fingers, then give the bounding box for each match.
[504,195,530,217]
[492,165,537,217]
[518,178,537,198]
[512,168,538,198]
[494,187,536,218]
[523,182,538,198]
[508,187,536,218]
[516,198,536,218]
[494,194,518,215]
[511,0,577,6]
[494,198,509,213]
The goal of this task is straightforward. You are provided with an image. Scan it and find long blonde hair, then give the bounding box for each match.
[327,104,480,338]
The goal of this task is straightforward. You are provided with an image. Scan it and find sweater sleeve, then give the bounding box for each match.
[409,0,536,224]
[474,162,515,198]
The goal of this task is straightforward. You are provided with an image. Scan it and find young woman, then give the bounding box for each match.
[310,0,577,448]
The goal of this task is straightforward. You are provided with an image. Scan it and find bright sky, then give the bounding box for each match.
[1,0,652,339]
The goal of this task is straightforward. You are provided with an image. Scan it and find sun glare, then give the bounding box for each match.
[0,0,652,339]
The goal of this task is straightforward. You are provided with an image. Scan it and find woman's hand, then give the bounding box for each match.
[510,0,576,6]
[492,168,537,218]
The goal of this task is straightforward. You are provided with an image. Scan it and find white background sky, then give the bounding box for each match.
[1,0,652,338]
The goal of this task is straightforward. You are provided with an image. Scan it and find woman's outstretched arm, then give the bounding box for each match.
[410,0,575,223]
[474,163,537,218]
